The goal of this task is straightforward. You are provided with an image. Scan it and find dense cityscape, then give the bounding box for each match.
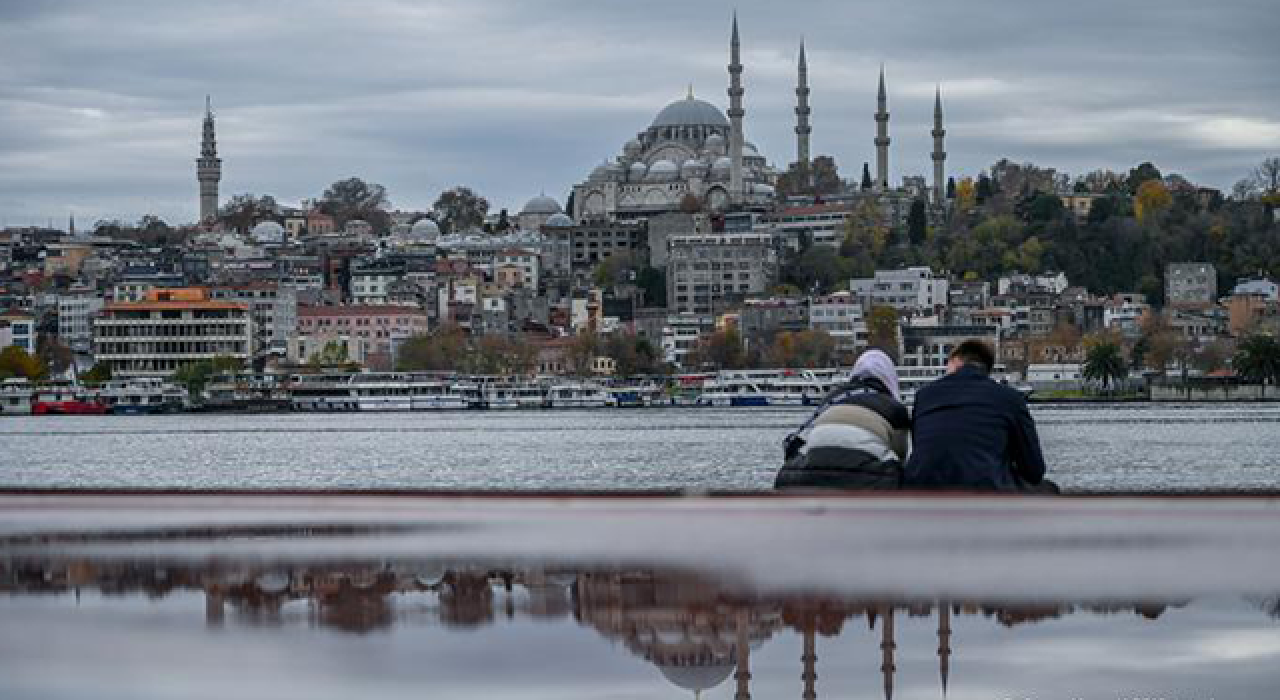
[1,19,1278,413]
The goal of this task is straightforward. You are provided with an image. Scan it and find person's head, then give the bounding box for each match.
[946,340,996,375]
[851,348,900,400]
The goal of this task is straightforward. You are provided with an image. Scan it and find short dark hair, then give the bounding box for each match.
[949,340,996,373]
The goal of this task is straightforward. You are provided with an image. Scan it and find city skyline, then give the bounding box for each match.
[0,0,1276,226]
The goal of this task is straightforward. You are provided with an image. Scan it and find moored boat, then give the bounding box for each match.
[1,378,35,415]
[99,377,189,414]
[31,384,109,415]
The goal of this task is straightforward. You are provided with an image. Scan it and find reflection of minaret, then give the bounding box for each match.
[801,620,817,700]
[727,13,745,199]
[794,40,811,171]
[931,86,947,206]
[874,65,890,191]
[205,587,225,627]
[735,610,752,700]
[937,602,952,695]
[880,605,896,700]
[197,95,222,223]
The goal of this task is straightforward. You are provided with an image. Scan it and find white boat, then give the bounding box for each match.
[289,373,360,412]
[484,382,546,410]
[99,378,188,414]
[289,372,471,412]
[695,377,770,407]
[544,382,610,409]
[0,378,34,415]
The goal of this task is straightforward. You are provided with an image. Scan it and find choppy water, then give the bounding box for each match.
[2,404,1280,491]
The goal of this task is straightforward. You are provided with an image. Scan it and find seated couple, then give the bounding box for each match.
[776,340,1058,493]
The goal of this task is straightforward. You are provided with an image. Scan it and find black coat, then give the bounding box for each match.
[903,365,1047,491]
[774,377,910,491]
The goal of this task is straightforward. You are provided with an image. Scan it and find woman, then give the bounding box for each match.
[774,349,910,490]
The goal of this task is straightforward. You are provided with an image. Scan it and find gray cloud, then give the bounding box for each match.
[1,0,1276,226]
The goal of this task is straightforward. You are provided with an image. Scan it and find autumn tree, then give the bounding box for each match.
[1253,156,1280,195]
[565,332,600,376]
[1134,180,1173,224]
[687,328,746,370]
[1126,162,1163,194]
[319,177,391,233]
[0,346,47,380]
[864,306,900,361]
[432,186,489,235]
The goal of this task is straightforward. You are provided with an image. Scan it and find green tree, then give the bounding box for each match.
[0,345,47,380]
[171,356,243,396]
[307,340,350,367]
[906,198,928,246]
[319,177,391,233]
[1233,333,1280,395]
[1127,162,1163,194]
[1083,340,1127,392]
[79,362,113,385]
[397,327,468,371]
[432,186,489,235]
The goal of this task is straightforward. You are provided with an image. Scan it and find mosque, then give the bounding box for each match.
[553,15,950,225]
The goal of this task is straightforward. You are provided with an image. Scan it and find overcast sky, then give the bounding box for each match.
[1,0,1277,227]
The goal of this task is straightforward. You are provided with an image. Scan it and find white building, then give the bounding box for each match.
[661,313,716,366]
[0,310,37,353]
[494,248,541,290]
[57,292,104,353]
[92,288,253,379]
[997,271,1069,296]
[667,233,776,315]
[1231,277,1278,301]
[808,291,866,357]
[849,267,949,316]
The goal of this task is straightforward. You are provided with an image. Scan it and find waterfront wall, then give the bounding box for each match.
[1151,383,1277,402]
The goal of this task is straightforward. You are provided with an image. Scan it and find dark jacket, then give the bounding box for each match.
[903,365,1046,491]
[775,377,911,491]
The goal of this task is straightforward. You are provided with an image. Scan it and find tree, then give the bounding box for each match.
[945,177,956,200]
[319,177,391,233]
[1138,311,1181,375]
[79,362,113,385]
[496,208,511,232]
[1127,162,1163,194]
[0,346,47,380]
[864,306,899,360]
[397,327,468,371]
[688,328,746,370]
[605,333,661,376]
[36,334,73,376]
[906,198,928,246]
[1134,180,1173,224]
[307,340,350,367]
[975,174,993,204]
[1254,156,1280,195]
[432,186,489,235]
[565,332,600,376]
[954,178,976,211]
[171,356,243,396]
[218,194,279,234]
[1233,333,1280,394]
[860,163,873,191]
[1082,340,1127,392]
[765,330,836,368]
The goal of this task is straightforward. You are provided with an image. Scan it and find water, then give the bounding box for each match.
[2,404,1280,491]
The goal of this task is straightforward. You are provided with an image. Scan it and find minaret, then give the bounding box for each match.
[880,605,896,700]
[794,40,811,171]
[932,85,947,206]
[874,65,890,191]
[727,13,745,199]
[197,95,222,223]
[937,602,952,696]
[68,212,75,237]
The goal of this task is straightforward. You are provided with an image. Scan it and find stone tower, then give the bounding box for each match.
[197,95,222,223]
[727,14,745,199]
[794,40,811,170]
[874,65,890,191]
[932,86,947,206]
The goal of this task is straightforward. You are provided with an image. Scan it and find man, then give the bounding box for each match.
[904,340,1053,492]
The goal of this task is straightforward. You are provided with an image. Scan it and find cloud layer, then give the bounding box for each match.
[1,0,1276,226]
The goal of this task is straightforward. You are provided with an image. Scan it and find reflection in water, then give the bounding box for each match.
[2,557,1229,699]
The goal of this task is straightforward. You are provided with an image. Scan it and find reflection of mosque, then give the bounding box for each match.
[6,559,1180,698]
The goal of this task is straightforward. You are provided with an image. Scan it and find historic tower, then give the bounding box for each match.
[932,86,947,206]
[794,40,812,170]
[727,14,745,198]
[197,95,222,223]
[874,66,890,191]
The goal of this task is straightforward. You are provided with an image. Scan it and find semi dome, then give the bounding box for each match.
[409,218,440,240]
[657,663,736,693]
[521,194,562,216]
[624,139,643,157]
[589,164,610,181]
[647,159,678,181]
[752,183,776,196]
[711,156,733,172]
[681,158,707,177]
[250,220,285,243]
[650,94,730,129]
[629,161,648,180]
[544,212,575,228]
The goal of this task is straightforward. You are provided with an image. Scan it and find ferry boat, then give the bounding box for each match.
[695,376,771,407]
[30,384,109,415]
[544,382,611,409]
[483,381,546,410]
[290,372,473,412]
[99,378,188,414]
[289,373,360,412]
[202,373,293,412]
[605,380,666,408]
[0,378,35,415]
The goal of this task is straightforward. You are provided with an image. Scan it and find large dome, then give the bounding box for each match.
[651,95,729,129]
[409,218,440,240]
[521,194,562,216]
[250,220,285,243]
[544,213,575,228]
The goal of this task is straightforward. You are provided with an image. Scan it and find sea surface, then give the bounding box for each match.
[2,403,1279,491]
